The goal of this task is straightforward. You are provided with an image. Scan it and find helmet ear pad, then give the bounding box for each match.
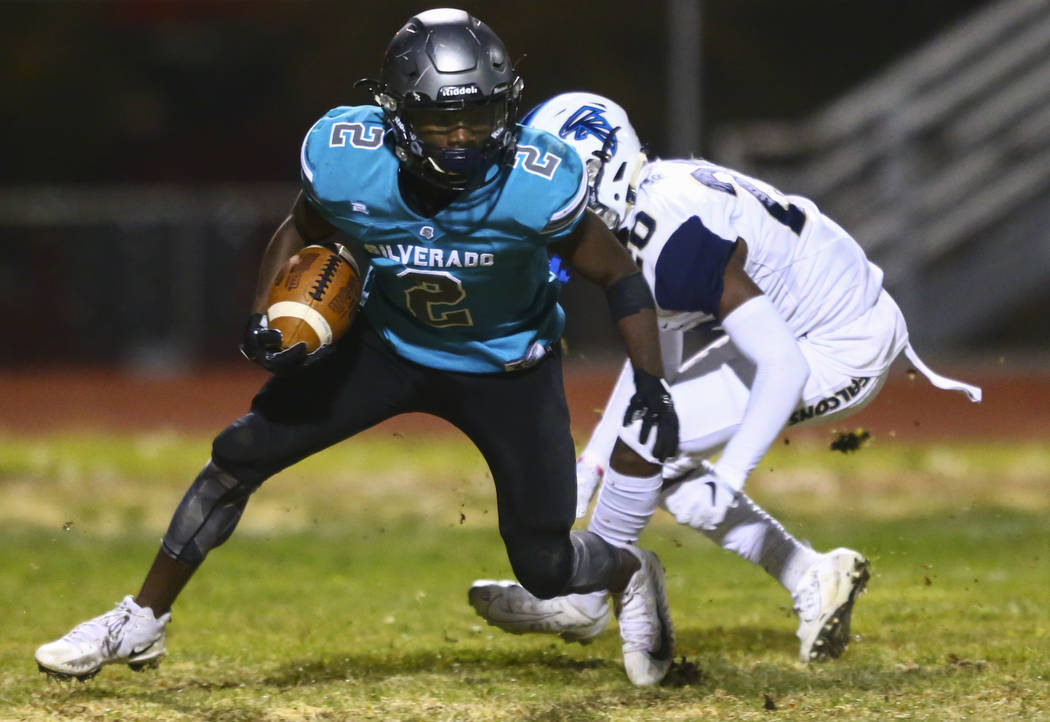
[367,9,524,190]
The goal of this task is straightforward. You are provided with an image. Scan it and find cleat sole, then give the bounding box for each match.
[559,632,596,646]
[38,663,100,682]
[128,657,162,672]
[809,557,870,662]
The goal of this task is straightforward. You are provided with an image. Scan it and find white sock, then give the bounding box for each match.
[588,466,663,548]
[674,491,819,592]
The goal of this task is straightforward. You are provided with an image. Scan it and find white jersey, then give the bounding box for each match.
[624,159,885,337]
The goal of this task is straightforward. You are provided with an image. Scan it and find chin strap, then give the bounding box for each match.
[621,151,649,224]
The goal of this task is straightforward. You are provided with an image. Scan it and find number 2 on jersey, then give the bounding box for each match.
[398,269,474,327]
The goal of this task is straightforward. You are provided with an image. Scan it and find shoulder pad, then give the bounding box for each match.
[300,106,387,186]
[511,127,588,237]
[299,106,394,222]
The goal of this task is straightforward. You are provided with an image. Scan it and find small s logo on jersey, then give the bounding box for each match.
[559,106,618,154]
[419,225,435,240]
[351,202,369,214]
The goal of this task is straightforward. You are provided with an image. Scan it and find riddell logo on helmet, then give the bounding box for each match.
[438,84,480,98]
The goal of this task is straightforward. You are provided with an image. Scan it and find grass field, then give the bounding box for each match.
[1,432,1048,721]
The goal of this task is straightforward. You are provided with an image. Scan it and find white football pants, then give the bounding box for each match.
[582,290,908,591]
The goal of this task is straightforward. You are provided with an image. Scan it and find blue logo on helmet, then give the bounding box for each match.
[559,106,618,155]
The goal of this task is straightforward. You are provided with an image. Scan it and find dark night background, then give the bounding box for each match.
[0,0,1022,367]
[1,1,990,183]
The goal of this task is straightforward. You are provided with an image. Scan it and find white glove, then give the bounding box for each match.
[661,451,705,485]
[575,457,604,519]
[663,462,741,530]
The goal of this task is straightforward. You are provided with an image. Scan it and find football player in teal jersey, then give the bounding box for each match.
[35,10,678,686]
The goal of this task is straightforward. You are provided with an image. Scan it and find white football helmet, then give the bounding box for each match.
[522,92,646,230]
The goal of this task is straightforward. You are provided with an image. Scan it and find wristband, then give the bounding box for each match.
[605,271,655,322]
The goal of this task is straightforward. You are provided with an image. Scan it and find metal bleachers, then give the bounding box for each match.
[713,0,1050,349]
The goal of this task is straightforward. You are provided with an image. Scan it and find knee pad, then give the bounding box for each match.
[161,461,260,566]
[211,414,270,479]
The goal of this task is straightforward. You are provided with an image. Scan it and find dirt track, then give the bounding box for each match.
[1,358,1045,442]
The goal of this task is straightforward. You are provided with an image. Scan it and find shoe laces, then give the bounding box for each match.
[65,599,136,646]
[792,569,824,621]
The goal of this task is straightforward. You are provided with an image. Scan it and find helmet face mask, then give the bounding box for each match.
[522,92,645,229]
[584,129,630,230]
[364,9,523,191]
[402,103,509,183]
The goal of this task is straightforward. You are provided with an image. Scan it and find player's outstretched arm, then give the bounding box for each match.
[663,241,809,529]
[710,240,810,487]
[553,211,662,374]
[553,211,678,460]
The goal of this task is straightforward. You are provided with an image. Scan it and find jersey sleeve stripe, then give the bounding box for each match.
[300,116,328,184]
[542,172,589,235]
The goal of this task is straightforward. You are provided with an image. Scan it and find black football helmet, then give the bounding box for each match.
[360,8,524,190]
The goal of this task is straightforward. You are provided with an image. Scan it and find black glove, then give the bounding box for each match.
[624,368,680,461]
[239,313,308,375]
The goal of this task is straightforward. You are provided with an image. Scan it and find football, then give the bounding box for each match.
[266,244,363,353]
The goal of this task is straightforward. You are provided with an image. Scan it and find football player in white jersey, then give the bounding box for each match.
[469,92,982,662]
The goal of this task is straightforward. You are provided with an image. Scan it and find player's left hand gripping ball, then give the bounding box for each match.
[241,313,306,374]
[624,369,680,461]
[242,244,362,373]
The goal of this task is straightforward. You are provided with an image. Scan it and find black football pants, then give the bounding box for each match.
[176,320,580,598]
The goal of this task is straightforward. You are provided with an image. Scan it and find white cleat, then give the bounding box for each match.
[35,595,170,681]
[792,548,870,663]
[615,546,674,686]
[468,580,611,643]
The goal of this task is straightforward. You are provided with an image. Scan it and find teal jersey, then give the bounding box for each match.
[299,105,588,373]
